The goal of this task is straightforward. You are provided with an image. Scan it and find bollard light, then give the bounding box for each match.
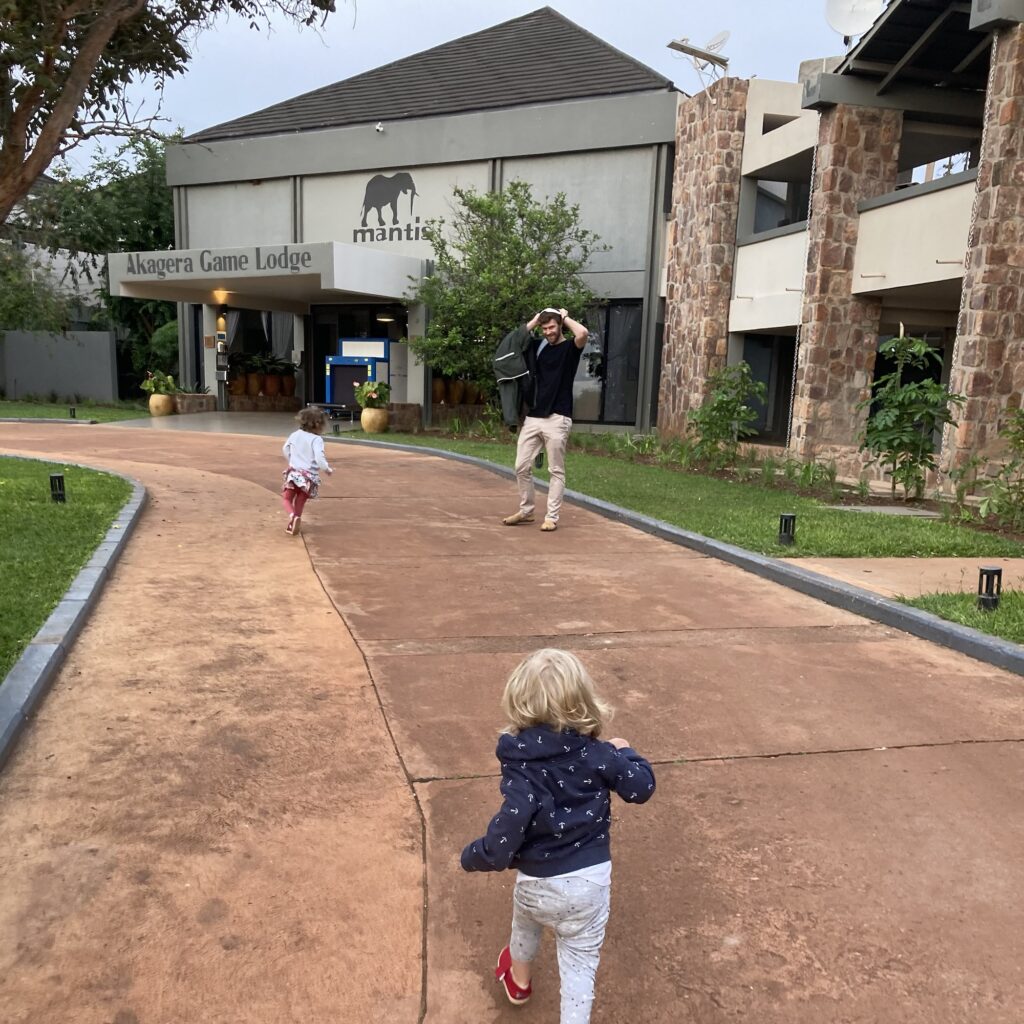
[778,512,796,546]
[49,473,66,503]
[332,421,341,435]
[977,566,1002,612]
[68,406,76,419]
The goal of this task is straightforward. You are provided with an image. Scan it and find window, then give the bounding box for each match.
[574,301,643,425]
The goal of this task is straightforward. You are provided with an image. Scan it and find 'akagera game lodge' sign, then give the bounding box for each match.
[123,245,316,280]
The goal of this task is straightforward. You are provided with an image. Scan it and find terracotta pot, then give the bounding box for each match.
[246,372,263,396]
[448,378,465,405]
[360,407,389,434]
[148,393,174,417]
[432,377,447,405]
[281,374,296,397]
[263,373,282,397]
[228,375,246,396]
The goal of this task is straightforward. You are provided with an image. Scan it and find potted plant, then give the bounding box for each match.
[140,370,178,416]
[246,355,266,396]
[227,352,249,396]
[262,355,287,397]
[353,378,391,433]
[280,360,298,398]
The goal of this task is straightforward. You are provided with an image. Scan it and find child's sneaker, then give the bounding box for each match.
[495,945,531,1005]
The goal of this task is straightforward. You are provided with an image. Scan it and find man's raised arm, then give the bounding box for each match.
[559,308,589,349]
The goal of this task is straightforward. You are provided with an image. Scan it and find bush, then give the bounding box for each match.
[688,362,766,470]
[858,334,964,500]
[979,409,1024,530]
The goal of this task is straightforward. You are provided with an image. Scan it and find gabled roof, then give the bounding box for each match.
[186,7,675,143]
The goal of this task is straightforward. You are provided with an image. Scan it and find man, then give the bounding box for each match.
[502,307,589,532]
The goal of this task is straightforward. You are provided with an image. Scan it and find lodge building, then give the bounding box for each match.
[109,7,679,429]
[107,0,1024,483]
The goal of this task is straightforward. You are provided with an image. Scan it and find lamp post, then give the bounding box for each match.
[49,473,66,503]
[977,566,1002,612]
[778,513,796,546]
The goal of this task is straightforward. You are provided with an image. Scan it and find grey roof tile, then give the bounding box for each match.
[186,7,675,143]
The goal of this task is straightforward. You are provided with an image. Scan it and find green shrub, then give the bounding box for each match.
[858,333,964,500]
[979,409,1024,530]
[688,362,766,470]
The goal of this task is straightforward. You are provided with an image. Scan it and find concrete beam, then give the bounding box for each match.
[802,73,984,126]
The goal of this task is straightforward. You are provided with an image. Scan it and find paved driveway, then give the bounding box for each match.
[1,422,1022,1024]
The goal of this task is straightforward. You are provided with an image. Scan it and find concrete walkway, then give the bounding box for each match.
[1,421,1022,1024]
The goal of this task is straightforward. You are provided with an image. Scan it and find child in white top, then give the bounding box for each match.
[282,407,333,535]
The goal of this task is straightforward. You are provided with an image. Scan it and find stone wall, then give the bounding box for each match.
[657,77,748,437]
[791,104,903,467]
[941,24,1024,475]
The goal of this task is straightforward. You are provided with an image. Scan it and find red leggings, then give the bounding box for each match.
[282,484,309,518]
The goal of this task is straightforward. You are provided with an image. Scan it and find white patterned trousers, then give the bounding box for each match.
[510,876,611,1024]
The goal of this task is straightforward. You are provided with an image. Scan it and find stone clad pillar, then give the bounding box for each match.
[941,25,1024,474]
[658,78,748,436]
[791,104,903,465]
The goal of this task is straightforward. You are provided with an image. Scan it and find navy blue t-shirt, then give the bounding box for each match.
[528,337,583,419]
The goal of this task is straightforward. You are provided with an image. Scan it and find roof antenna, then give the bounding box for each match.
[825,0,884,48]
[668,30,730,90]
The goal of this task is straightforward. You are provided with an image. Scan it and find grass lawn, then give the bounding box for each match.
[0,458,131,679]
[903,591,1024,645]
[340,431,1024,559]
[0,398,147,422]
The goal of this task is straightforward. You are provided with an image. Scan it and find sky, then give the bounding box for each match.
[66,0,850,170]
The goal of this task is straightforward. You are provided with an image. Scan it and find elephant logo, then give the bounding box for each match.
[360,172,418,227]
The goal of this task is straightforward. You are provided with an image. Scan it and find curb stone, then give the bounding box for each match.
[0,457,147,769]
[0,417,100,424]
[330,436,1024,678]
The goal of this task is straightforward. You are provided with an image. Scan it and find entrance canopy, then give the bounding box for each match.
[107,241,426,314]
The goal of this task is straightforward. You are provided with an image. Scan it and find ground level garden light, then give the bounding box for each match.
[977,566,1003,612]
[778,513,796,546]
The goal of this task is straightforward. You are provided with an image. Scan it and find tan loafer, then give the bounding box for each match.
[502,511,535,526]
[540,519,558,532]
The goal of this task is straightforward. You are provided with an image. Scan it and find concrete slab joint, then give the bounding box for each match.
[333,436,1024,677]
[0,458,148,769]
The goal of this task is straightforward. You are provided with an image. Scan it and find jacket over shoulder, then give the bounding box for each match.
[493,325,536,428]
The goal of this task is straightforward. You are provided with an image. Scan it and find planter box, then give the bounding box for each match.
[227,394,302,413]
[174,393,216,415]
[431,403,488,429]
[388,402,423,433]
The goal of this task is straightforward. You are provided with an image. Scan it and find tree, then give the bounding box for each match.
[409,181,604,392]
[21,134,178,383]
[0,243,70,332]
[0,0,339,225]
[857,333,965,500]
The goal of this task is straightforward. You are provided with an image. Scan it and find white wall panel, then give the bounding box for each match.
[186,180,293,248]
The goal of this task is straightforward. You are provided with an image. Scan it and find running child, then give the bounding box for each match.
[281,407,333,535]
[461,648,656,1023]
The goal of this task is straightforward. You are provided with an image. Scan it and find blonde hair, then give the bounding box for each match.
[297,407,327,433]
[502,649,613,738]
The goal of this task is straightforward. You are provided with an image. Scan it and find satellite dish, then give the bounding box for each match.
[705,30,730,54]
[825,0,884,38]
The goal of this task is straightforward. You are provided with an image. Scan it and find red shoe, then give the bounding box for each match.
[495,945,531,1005]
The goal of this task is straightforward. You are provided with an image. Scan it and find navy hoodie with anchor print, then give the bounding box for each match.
[460,725,656,877]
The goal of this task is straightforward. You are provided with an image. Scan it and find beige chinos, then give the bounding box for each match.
[514,413,572,522]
